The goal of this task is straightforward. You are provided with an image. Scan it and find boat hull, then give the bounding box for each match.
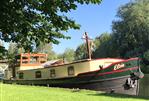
[3,75,139,95]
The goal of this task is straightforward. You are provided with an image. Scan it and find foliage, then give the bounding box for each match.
[34,42,57,60]
[75,43,87,60]
[1,84,148,101]
[7,42,18,60]
[7,42,26,64]
[112,0,149,58]
[58,48,75,62]
[0,0,101,50]
[92,32,113,58]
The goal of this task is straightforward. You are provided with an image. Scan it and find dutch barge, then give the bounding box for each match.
[3,33,144,95]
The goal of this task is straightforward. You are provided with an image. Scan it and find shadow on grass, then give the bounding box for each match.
[88,93,149,100]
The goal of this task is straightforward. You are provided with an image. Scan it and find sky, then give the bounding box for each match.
[52,0,131,54]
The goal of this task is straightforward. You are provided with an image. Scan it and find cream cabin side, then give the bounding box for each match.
[89,58,124,71]
[17,60,91,80]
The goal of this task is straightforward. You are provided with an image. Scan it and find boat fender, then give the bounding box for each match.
[124,71,144,90]
[124,77,136,90]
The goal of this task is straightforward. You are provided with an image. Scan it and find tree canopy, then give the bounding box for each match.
[112,0,149,58]
[58,48,75,62]
[7,42,18,60]
[0,0,101,51]
[34,42,57,60]
[75,43,88,60]
[92,32,112,58]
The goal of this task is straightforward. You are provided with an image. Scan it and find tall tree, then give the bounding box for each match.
[92,32,115,58]
[59,48,75,62]
[75,43,87,60]
[0,0,102,50]
[112,0,149,58]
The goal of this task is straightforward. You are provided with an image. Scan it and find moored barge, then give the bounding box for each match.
[3,33,144,95]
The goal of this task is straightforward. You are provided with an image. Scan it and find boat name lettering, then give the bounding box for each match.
[114,63,125,70]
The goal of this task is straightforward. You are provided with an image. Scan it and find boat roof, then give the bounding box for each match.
[43,58,125,68]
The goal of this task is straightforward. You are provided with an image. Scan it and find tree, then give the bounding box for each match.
[75,43,88,60]
[0,0,101,50]
[92,32,115,58]
[112,0,149,58]
[58,48,75,62]
[7,42,18,59]
[34,43,57,60]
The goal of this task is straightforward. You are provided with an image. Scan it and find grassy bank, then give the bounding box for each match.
[0,83,148,101]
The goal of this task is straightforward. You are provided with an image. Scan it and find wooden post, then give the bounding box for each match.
[28,51,30,64]
[84,32,91,60]
[20,53,22,66]
[38,54,41,64]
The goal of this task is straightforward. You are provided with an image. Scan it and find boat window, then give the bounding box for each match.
[19,72,24,79]
[50,69,56,77]
[68,66,74,76]
[35,71,42,78]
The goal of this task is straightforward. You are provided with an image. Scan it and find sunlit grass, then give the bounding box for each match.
[0,83,148,101]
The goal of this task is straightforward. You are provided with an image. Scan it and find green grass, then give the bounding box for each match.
[0,83,148,101]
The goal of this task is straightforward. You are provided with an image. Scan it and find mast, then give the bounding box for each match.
[83,32,92,60]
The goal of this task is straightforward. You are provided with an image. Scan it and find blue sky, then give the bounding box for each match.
[53,0,131,54]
